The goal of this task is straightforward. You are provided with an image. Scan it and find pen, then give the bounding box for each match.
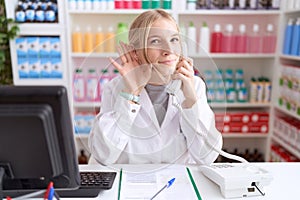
[150,178,175,200]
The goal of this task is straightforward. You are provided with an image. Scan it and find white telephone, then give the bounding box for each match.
[200,163,273,199]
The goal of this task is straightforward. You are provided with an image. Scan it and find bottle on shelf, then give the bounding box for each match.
[35,2,45,23]
[105,26,115,52]
[45,1,57,23]
[84,25,94,53]
[142,0,151,9]
[151,0,160,8]
[291,18,300,56]
[15,2,26,23]
[248,24,262,53]
[133,0,142,9]
[248,0,257,9]
[25,1,35,22]
[124,0,133,9]
[187,21,197,55]
[78,149,88,164]
[72,25,83,53]
[283,18,294,55]
[211,24,223,53]
[86,68,100,102]
[99,69,111,98]
[187,0,197,10]
[162,0,172,9]
[68,0,77,10]
[85,0,93,10]
[116,22,129,45]
[262,24,277,54]
[111,69,119,79]
[199,21,210,54]
[222,24,235,53]
[95,25,104,53]
[235,24,247,53]
[115,0,124,9]
[238,0,247,9]
[77,0,85,10]
[73,68,86,102]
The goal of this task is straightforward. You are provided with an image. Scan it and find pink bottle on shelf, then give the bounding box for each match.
[124,0,133,8]
[115,0,124,9]
[222,24,235,53]
[133,0,141,9]
[99,69,111,98]
[86,68,100,102]
[235,24,248,53]
[210,23,223,53]
[262,24,277,53]
[73,68,86,102]
[248,24,262,53]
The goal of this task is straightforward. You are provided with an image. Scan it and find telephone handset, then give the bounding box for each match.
[166,42,188,95]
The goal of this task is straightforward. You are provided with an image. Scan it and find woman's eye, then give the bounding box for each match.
[171,37,179,43]
[150,39,160,44]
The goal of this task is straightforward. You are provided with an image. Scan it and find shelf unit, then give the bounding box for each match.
[6,0,289,161]
[5,0,69,88]
[269,2,300,161]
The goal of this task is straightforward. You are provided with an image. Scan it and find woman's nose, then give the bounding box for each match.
[161,42,173,55]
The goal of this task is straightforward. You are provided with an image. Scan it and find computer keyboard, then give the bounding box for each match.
[57,171,117,197]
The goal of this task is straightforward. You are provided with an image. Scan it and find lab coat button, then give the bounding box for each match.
[131,109,136,113]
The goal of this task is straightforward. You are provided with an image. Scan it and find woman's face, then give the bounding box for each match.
[137,18,181,68]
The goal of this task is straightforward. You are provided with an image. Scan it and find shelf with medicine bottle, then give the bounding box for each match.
[173,1,281,162]
[5,0,69,87]
[270,2,300,162]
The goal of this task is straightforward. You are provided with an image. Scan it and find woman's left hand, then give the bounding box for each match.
[173,57,197,108]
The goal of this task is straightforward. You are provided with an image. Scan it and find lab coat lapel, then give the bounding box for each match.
[139,89,160,130]
[161,89,184,129]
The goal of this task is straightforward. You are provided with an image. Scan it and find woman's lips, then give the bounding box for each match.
[158,59,176,65]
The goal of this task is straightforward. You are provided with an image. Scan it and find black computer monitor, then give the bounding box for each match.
[0,85,80,198]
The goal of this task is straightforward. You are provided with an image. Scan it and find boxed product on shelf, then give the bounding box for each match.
[74,111,96,134]
[15,36,62,79]
[270,144,299,162]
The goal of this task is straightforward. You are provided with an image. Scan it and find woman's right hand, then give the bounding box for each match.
[109,42,151,95]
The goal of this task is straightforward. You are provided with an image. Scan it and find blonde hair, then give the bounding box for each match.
[128,9,180,63]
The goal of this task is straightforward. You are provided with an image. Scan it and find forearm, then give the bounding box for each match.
[180,100,223,164]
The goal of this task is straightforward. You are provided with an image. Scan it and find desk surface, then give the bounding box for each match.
[76,162,300,200]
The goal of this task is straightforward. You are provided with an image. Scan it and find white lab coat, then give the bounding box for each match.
[89,75,223,165]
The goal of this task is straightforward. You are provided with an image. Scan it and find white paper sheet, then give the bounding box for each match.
[119,165,198,200]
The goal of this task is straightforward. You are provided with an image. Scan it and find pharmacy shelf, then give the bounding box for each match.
[272,134,300,159]
[74,101,101,108]
[16,23,65,36]
[177,10,280,16]
[284,9,300,14]
[274,105,300,121]
[210,102,271,108]
[280,54,300,61]
[222,133,268,138]
[12,79,68,86]
[71,52,118,58]
[68,9,153,15]
[75,134,89,139]
[192,53,276,59]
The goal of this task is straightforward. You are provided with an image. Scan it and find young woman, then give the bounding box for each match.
[89,9,223,165]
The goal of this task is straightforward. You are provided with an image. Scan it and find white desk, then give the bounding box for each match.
[77,162,300,200]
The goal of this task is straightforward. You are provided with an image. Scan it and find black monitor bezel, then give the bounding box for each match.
[0,85,80,197]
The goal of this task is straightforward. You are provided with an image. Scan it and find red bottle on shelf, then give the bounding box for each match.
[210,23,223,53]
